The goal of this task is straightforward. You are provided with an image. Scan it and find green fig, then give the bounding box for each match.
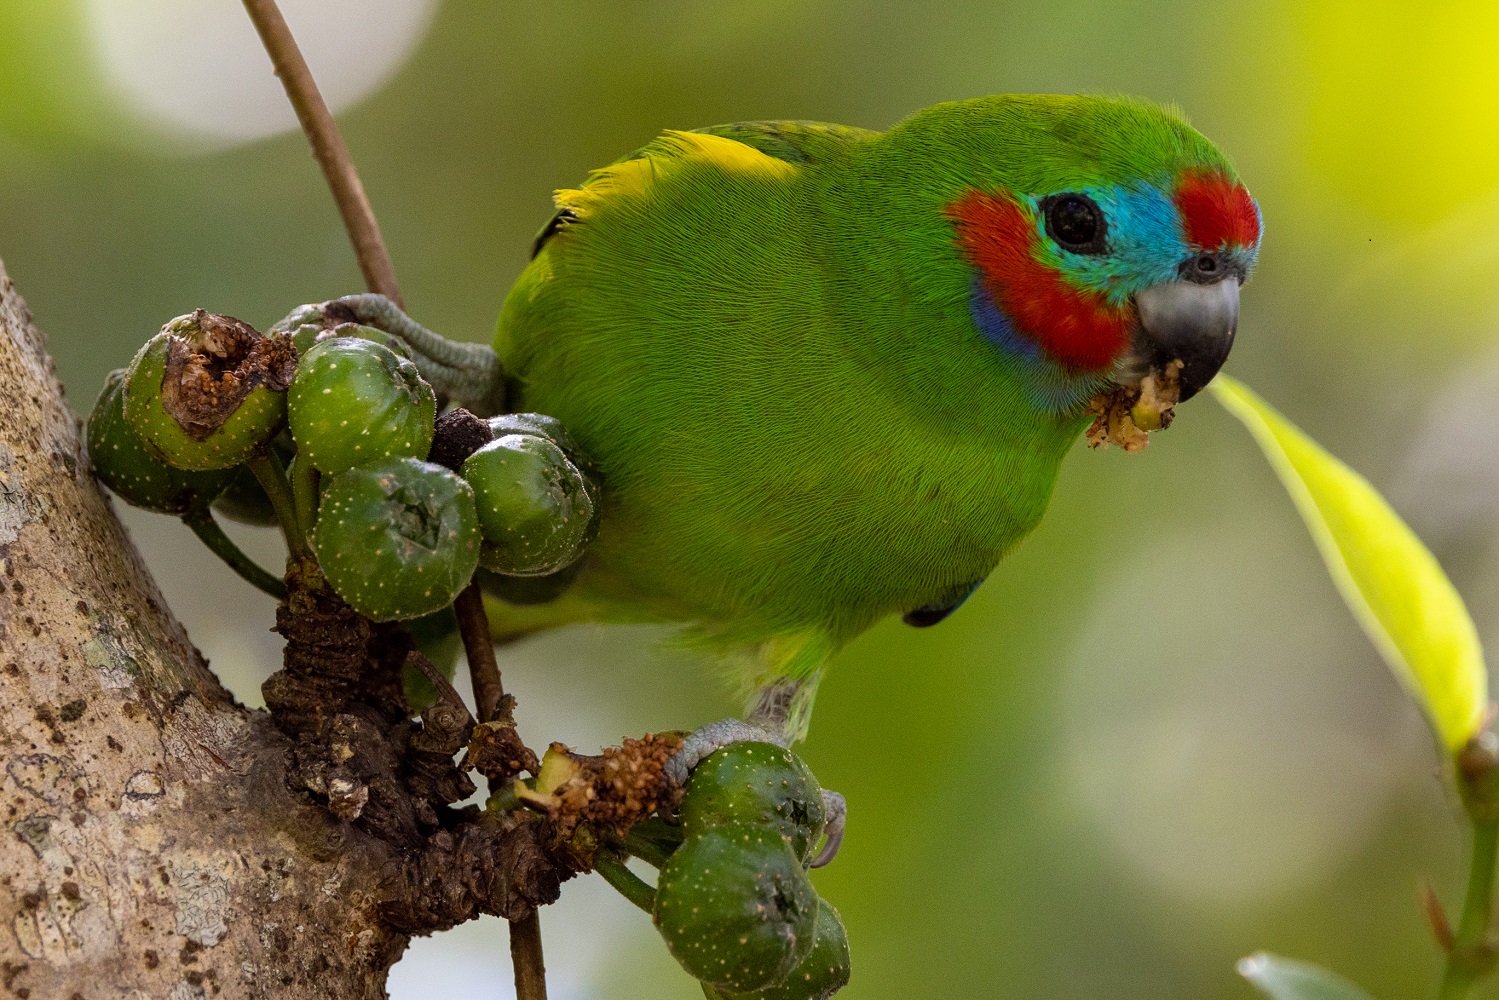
[288,336,435,475]
[122,310,297,471]
[311,457,480,621]
[86,369,236,514]
[654,822,818,992]
[486,412,583,457]
[680,742,827,866]
[710,900,850,1000]
[465,434,594,577]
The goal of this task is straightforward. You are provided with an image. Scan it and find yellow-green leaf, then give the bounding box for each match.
[1238,953,1378,1000]
[1211,374,1487,752]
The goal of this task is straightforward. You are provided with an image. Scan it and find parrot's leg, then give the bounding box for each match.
[326,293,507,416]
[746,664,847,867]
[740,628,835,742]
[745,669,823,744]
[660,669,824,783]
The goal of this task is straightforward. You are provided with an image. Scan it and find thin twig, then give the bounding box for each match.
[510,909,549,999]
[455,582,508,725]
[453,582,550,999]
[454,582,548,999]
[240,0,403,307]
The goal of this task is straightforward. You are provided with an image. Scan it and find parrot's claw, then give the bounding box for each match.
[810,789,846,869]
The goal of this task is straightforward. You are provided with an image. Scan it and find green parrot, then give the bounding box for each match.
[332,93,1259,805]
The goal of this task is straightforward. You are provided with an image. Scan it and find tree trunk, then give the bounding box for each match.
[0,257,414,998]
[0,258,616,999]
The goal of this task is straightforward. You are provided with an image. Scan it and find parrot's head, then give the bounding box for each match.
[917,95,1261,414]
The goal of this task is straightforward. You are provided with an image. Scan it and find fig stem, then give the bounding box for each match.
[246,451,307,559]
[1437,817,1499,999]
[593,852,657,914]
[290,456,320,542]
[181,510,287,600]
[621,828,676,869]
[240,0,402,307]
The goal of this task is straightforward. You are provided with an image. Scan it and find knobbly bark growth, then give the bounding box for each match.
[0,259,670,998]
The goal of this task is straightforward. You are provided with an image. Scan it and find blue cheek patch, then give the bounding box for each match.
[1025,182,1187,304]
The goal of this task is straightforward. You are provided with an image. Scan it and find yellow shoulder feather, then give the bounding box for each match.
[554,130,797,216]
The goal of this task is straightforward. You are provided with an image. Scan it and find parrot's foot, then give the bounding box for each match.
[326,294,507,416]
[810,789,846,869]
[662,718,784,787]
[661,717,848,867]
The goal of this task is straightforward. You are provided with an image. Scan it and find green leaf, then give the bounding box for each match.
[1211,375,1487,753]
[1237,953,1377,1000]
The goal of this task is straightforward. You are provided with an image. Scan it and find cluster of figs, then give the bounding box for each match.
[646,741,850,999]
[86,304,597,622]
[85,302,849,999]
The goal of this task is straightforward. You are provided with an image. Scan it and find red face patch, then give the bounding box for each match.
[1174,171,1260,251]
[947,191,1131,373]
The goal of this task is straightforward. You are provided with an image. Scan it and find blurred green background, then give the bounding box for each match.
[4,1,1499,997]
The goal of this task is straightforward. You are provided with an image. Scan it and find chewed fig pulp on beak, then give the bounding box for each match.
[1084,359,1182,453]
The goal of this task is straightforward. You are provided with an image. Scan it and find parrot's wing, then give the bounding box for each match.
[686,120,878,166]
[530,121,877,257]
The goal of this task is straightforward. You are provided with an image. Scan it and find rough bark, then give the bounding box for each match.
[0,259,653,999]
[0,256,412,998]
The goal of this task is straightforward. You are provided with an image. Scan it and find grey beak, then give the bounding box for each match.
[1133,278,1239,402]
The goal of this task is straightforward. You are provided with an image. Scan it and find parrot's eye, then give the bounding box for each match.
[1041,194,1107,255]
